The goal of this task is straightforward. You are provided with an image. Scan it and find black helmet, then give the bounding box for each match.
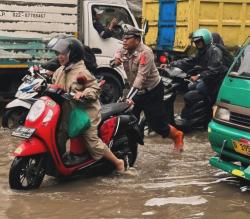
[212,32,224,46]
[47,34,84,64]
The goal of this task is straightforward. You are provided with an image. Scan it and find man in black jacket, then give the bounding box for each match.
[171,28,225,98]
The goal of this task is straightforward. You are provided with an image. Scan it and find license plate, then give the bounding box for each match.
[232,140,250,156]
[12,126,36,139]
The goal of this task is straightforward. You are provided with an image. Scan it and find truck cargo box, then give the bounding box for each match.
[142,0,159,48]
[0,0,78,67]
[143,0,250,53]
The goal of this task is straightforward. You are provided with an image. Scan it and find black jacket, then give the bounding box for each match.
[172,44,225,93]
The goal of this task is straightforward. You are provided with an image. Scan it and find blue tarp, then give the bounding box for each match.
[157,0,177,51]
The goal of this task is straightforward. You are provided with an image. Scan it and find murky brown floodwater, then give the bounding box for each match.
[1,124,250,219]
[2,1,249,218]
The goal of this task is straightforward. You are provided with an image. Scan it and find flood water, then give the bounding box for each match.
[2,1,250,218]
[1,126,250,219]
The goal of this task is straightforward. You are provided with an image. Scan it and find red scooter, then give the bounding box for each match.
[9,86,143,190]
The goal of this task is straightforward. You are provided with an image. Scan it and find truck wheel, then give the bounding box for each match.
[97,72,123,104]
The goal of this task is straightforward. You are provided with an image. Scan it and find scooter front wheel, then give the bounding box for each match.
[9,154,46,190]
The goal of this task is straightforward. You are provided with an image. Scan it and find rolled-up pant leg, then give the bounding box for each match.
[82,124,109,160]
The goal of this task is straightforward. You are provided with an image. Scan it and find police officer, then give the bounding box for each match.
[114,25,184,152]
[92,7,118,39]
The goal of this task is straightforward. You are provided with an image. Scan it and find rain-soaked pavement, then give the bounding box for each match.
[1,124,250,219]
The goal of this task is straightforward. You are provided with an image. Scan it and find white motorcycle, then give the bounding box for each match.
[2,66,48,129]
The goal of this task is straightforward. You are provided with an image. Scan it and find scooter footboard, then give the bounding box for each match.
[13,137,47,157]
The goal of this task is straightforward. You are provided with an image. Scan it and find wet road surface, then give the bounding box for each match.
[1,127,250,219]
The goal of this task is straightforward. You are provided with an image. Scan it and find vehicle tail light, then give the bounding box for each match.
[159,55,168,64]
[99,117,118,145]
[240,138,250,145]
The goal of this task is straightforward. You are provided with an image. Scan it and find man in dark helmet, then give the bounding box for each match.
[47,35,125,171]
[113,25,184,152]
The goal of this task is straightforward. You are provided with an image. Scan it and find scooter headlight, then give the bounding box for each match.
[26,100,46,122]
[214,106,230,121]
[43,109,53,123]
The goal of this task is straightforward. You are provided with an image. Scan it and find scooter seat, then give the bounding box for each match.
[101,102,130,120]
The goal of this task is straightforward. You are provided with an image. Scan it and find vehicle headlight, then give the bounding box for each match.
[214,106,230,121]
[26,100,46,122]
[43,109,53,123]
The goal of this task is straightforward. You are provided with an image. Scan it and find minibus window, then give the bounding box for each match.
[232,45,250,79]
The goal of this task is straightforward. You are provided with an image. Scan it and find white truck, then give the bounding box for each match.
[0,0,140,102]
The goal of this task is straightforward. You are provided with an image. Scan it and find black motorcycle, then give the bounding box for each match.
[141,66,215,133]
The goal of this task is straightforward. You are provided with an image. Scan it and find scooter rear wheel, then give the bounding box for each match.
[9,154,46,190]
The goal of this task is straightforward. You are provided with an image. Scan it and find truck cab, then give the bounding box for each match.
[0,0,140,103]
[208,37,250,180]
[79,0,139,103]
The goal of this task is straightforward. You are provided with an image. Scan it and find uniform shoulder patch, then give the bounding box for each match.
[139,53,147,65]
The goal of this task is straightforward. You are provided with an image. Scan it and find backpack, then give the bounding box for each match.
[82,45,97,73]
[215,43,234,69]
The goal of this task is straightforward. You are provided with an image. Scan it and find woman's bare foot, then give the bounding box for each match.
[116,159,125,172]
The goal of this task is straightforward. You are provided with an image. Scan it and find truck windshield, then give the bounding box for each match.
[92,5,134,40]
[231,44,250,79]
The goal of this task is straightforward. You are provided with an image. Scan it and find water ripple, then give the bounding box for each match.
[145,196,207,206]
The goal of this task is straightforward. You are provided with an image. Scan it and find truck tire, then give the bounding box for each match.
[97,72,123,104]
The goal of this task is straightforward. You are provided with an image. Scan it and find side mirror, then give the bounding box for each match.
[91,48,102,54]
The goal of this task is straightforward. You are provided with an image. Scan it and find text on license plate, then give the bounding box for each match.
[12,126,36,139]
[232,140,250,156]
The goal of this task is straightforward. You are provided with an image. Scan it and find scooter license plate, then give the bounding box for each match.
[12,126,36,139]
[232,140,250,156]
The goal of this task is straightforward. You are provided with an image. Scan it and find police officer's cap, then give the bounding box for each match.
[122,24,143,39]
